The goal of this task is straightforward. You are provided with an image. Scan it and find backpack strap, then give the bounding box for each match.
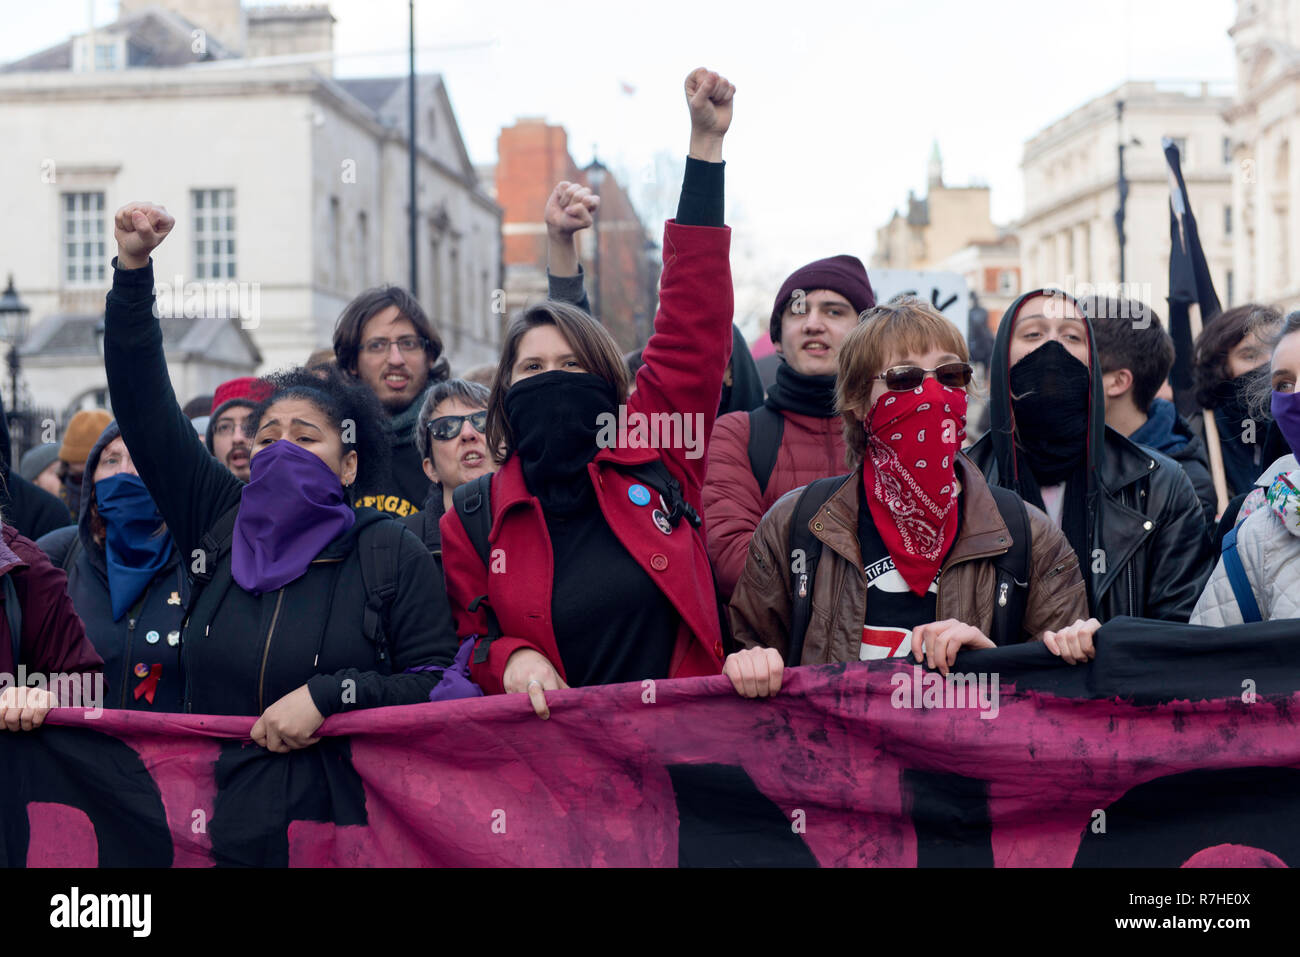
[185,504,240,607]
[786,474,852,667]
[357,518,406,665]
[987,484,1033,646]
[452,473,504,664]
[453,473,494,567]
[618,459,702,530]
[747,407,785,496]
[1220,525,1263,624]
[3,573,21,668]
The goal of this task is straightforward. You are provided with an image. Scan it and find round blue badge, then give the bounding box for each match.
[628,484,652,506]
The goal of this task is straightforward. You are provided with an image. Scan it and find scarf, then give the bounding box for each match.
[95,473,173,622]
[231,440,356,595]
[1213,366,1271,494]
[384,385,432,449]
[505,371,618,515]
[1008,340,1092,572]
[862,378,966,596]
[765,361,838,418]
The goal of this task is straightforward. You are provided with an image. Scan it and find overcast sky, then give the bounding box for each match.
[5,0,1238,285]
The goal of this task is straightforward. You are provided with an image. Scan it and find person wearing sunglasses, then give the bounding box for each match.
[402,378,497,567]
[726,296,1097,698]
[966,288,1211,623]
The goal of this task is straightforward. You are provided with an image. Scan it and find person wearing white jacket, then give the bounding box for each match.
[1192,312,1300,627]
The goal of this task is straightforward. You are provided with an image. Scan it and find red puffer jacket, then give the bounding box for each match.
[440,220,733,694]
[0,524,103,681]
[704,408,847,598]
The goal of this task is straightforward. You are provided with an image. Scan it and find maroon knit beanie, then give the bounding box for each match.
[769,254,875,343]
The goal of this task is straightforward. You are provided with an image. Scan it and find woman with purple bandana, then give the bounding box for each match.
[101,202,461,753]
[1193,311,1300,625]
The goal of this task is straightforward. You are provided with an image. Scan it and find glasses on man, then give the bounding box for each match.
[427,411,488,441]
[212,420,245,438]
[361,335,427,355]
[874,362,973,392]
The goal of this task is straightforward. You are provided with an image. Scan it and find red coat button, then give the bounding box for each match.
[650,553,669,571]
[713,641,724,658]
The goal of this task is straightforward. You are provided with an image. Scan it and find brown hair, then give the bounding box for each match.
[485,301,630,458]
[331,285,443,376]
[1193,303,1282,408]
[835,296,969,466]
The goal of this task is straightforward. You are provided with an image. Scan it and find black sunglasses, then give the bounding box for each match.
[874,362,973,392]
[427,411,488,441]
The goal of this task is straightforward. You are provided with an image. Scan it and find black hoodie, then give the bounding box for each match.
[36,421,188,711]
[968,288,1213,622]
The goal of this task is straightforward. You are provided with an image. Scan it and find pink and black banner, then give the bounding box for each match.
[5,616,1300,867]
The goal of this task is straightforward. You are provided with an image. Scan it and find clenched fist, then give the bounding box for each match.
[685,67,735,162]
[545,181,600,238]
[114,202,175,269]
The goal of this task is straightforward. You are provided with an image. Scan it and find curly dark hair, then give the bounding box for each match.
[1193,303,1282,409]
[243,365,392,502]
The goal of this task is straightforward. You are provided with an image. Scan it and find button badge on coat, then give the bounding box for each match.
[133,662,150,679]
[166,630,180,647]
[628,484,651,506]
[652,510,673,535]
[167,591,181,606]
[145,630,160,644]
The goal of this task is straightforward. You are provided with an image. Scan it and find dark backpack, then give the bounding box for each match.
[185,504,407,665]
[746,406,785,495]
[783,475,1033,666]
[452,460,727,664]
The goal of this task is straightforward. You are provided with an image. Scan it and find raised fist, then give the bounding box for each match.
[114,202,175,269]
[545,181,600,238]
[685,67,734,140]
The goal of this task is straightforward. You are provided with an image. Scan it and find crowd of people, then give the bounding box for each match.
[2,65,1299,749]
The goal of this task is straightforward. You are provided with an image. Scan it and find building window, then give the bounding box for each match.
[61,192,107,286]
[357,211,369,288]
[1223,136,1233,165]
[1225,204,1233,237]
[998,269,1018,296]
[193,189,236,280]
[329,196,341,290]
[1226,269,1234,307]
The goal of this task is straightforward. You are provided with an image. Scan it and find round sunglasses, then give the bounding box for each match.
[427,411,488,441]
[874,362,973,392]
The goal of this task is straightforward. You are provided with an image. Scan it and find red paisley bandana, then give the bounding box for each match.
[863,379,968,596]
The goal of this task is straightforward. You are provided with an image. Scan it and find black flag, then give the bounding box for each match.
[1165,137,1221,418]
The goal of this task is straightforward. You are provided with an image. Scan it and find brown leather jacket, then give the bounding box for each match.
[728,454,1088,663]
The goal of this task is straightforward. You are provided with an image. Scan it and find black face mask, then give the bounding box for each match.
[1009,339,1091,485]
[505,370,618,515]
[1213,364,1269,428]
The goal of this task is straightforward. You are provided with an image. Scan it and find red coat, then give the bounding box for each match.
[441,220,732,694]
[0,524,103,679]
[704,408,847,598]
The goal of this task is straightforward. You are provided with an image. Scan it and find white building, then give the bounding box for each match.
[1226,0,1300,312]
[0,0,502,417]
[1018,81,1235,314]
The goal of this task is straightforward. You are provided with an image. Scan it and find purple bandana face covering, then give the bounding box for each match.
[231,439,356,595]
[1272,390,1300,460]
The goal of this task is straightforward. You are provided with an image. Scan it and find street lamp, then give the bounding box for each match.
[0,275,31,413]
[584,154,608,318]
[1114,100,1142,286]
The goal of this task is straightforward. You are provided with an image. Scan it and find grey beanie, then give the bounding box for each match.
[19,443,61,482]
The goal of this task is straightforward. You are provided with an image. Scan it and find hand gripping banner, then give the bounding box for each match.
[5,616,1300,867]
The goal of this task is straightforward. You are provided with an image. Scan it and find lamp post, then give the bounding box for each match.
[0,275,31,414]
[584,155,608,318]
[1114,100,1141,286]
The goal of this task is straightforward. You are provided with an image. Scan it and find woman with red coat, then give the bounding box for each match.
[440,67,735,718]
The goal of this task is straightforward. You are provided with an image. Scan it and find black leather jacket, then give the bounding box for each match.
[969,287,1213,622]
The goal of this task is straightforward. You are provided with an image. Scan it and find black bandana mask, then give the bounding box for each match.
[505,370,618,514]
[1009,339,1091,485]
